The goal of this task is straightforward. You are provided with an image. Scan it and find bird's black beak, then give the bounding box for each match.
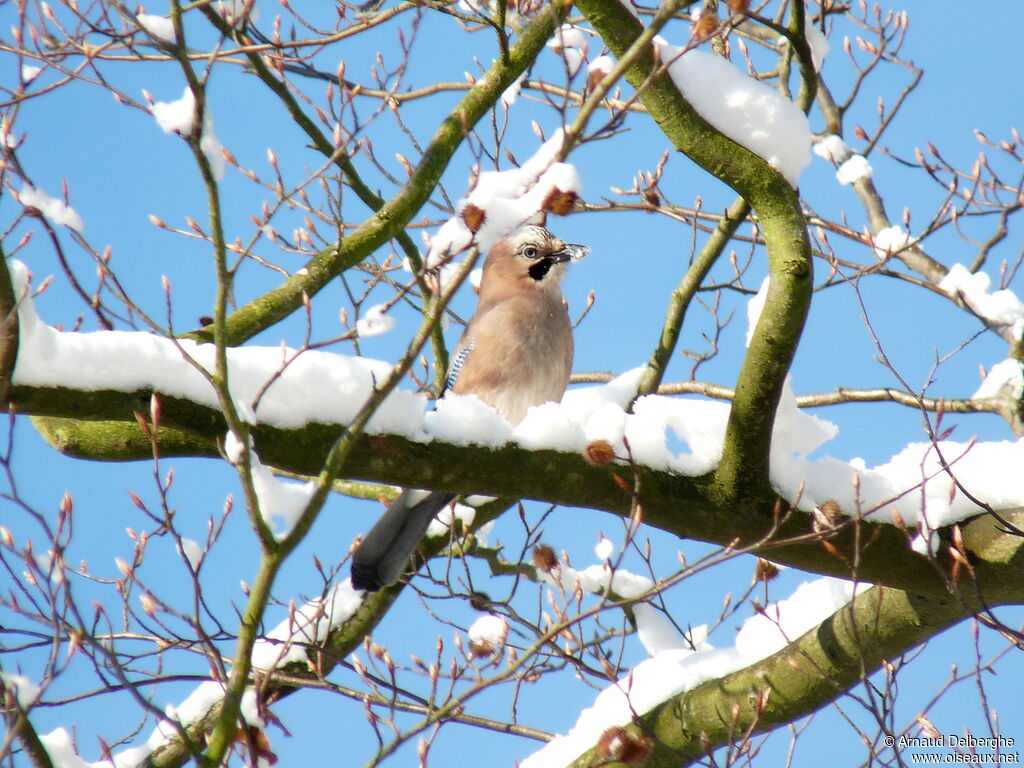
[552,243,590,263]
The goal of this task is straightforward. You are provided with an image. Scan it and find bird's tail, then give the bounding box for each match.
[350,490,456,591]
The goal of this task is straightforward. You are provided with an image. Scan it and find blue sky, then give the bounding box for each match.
[2,0,1023,766]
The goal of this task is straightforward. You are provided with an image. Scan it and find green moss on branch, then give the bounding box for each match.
[15,382,1024,605]
[567,585,964,768]
[576,0,814,503]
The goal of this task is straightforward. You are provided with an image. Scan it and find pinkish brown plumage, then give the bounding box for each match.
[351,225,589,591]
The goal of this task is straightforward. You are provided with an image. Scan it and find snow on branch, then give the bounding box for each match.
[10,260,424,434]
[422,130,582,270]
[973,359,1024,401]
[521,576,869,768]
[149,86,225,180]
[939,263,1024,334]
[15,185,84,233]
[136,13,176,44]
[652,36,813,186]
[11,260,1024,554]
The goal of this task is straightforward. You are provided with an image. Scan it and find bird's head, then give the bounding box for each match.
[480,225,589,299]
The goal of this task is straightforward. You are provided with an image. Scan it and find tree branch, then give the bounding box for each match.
[566,584,966,768]
[575,0,814,503]
[12,382,1024,606]
[180,0,571,347]
[635,197,751,399]
[196,3,450,388]
[5,705,54,768]
[0,240,19,406]
[574,374,1013,420]
[137,495,515,768]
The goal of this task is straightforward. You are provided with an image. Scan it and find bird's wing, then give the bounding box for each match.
[444,341,475,395]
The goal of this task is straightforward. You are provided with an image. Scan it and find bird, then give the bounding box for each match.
[350,224,590,591]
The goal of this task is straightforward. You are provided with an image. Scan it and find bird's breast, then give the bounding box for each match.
[449,296,573,425]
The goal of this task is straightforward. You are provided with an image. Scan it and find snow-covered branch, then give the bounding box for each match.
[576,0,815,503]
[8,262,1024,605]
[553,583,965,768]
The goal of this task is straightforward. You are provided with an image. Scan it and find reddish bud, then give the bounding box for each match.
[611,473,632,493]
[542,188,578,216]
[395,153,413,177]
[596,726,653,764]
[461,203,486,233]
[583,439,615,467]
[692,10,718,42]
[531,543,558,573]
[753,558,779,583]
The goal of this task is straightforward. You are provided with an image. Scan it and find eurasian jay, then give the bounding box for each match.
[350,225,589,591]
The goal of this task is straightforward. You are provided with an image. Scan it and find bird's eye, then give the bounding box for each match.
[522,245,539,259]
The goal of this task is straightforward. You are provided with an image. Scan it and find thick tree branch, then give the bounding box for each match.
[0,242,18,405]
[566,584,966,768]
[575,0,814,504]
[12,382,1024,607]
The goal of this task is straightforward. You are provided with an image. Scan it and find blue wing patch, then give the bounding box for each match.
[445,342,474,393]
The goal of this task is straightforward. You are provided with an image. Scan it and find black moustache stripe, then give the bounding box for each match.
[528,257,553,281]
